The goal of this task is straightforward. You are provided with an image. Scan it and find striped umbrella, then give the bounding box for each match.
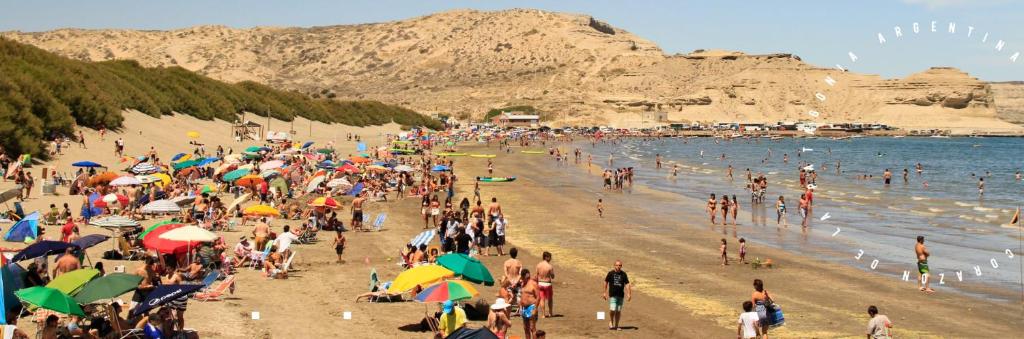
[88,215,140,228]
[410,230,435,248]
[131,162,159,174]
[141,200,181,214]
[135,175,159,184]
[414,280,479,303]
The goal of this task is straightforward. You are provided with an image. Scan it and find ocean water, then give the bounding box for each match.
[579,136,1024,300]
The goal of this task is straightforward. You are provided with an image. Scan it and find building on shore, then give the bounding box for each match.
[492,112,540,128]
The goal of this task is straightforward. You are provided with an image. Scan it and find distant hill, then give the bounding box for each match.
[4,8,1022,134]
[0,39,440,157]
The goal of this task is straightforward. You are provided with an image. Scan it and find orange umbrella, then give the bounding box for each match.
[88,172,120,187]
[243,205,280,217]
[308,197,340,208]
[235,175,265,187]
[349,156,371,164]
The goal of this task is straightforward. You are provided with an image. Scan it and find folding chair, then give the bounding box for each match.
[225,217,240,232]
[118,237,146,261]
[194,275,236,301]
[105,304,144,339]
[372,213,387,232]
[281,251,296,274]
[249,244,272,270]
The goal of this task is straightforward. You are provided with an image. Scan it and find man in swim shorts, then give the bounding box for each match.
[519,269,539,339]
[915,236,934,293]
[535,252,555,318]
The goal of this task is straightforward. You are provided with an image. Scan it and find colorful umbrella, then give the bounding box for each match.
[171,153,190,162]
[73,273,143,304]
[151,173,172,187]
[158,225,218,242]
[243,205,280,217]
[302,141,314,149]
[46,268,100,295]
[200,184,218,194]
[337,163,359,174]
[109,176,141,186]
[88,172,120,186]
[305,176,326,193]
[387,265,455,293]
[131,163,159,174]
[414,280,479,303]
[308,197,340,208]
[140,200,181,214]
[172,159,202,170]
[259,160,284,170]
[235,175,265,187]
[71,161,103,168]
[136,220,179,240]
[431,165,450,172]
[349,156,371,164]
[437,253,495,286]
[142,223,190,254]
[222,168,251,182]
[102,193,129,206]
[130,284,205,316]
[15,286,85,317]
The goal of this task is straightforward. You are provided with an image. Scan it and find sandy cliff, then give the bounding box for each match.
[3,9,1023,132]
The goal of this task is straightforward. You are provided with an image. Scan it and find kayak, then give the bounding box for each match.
[436,152,467,156]
[469,154,496,158]
[476,176,516,182]
[520,151,545,154]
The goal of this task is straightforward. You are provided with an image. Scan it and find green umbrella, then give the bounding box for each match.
[436,253,495,286]
[244,146,262,153]
[46,268,100,295]
[222,168,251,182]
[73,273,143,304]
[269,177,288,193]
[316,148,333,154]
[242,152,261,159]
[137,219,178,240]
[15,286,86,317]
[172,159,201,170]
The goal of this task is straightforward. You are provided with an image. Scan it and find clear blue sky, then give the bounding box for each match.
[2,0,1022,81]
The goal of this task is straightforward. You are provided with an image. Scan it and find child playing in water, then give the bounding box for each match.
[738,238,747,264]
[776,196,787,226]
[720,238,729,266]
[597,199,603,218]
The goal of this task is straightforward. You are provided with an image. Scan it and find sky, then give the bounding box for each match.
[1,0,1022,81]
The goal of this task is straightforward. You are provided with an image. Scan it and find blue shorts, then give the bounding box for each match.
[609,296,624,311]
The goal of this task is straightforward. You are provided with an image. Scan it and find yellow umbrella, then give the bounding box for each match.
[243,205,280,217]
[387,265,455,294]
[152,173,172,187]
[186,131,200,139]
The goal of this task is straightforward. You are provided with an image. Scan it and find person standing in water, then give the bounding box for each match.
[903,168,909,184]
[978,177,985,196]
[730,195,739,227]
[720,238,729,266]
[883,169,892,185]
[655,154,662,169]
[707,194,718,225]
[915,236,934,293]
[776,196,787,226]
[720,195,731,226]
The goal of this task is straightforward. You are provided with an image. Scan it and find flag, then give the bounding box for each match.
[1010,207,1020,225]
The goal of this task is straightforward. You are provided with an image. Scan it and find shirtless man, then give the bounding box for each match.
[351,193,366,231]
[487,197,502,226]
[915,236,934,293]
[503,248,523,296]
[53,248,80,277]
[253,218,270,251]
[883,168,892,185]
[655,154,662,169]
[535,252,555,318]
[519,269,539,339]
[133,256,159,309]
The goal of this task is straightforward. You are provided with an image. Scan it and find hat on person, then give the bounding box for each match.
[490,298,511,310]
[239,236,248,241]
[443,300,454,313]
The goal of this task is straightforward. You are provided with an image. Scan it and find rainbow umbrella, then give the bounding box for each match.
[414,280,479,303]
[387,265,454,294]
[308,197,340,208]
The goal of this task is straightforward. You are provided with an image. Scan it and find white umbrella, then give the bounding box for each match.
[305,176,326,193]
[326,178,351,188]
[170,196,196,207]
[141,200,181,214]
[259,160,284,171]
[135,175,159,184]
[88,215,140,228]
[260,169,281,179]
[158,225,218,242]
[223,153,243,164]
[227,193,251,212]
[131,163,159,174]
[394,165,414,172]
[110,176,142,186]
[102,194,120,204]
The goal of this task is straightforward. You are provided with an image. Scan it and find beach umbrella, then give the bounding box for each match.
[387,265,455,294]
[136,220,179,240]
[172,159,201,171]
[197,157,219,167]
[302,141,314,149]
[14,286,85,317]
[316,148,333,154]
[135,175,159,184]
[349,156,371,164]
[0,265,20,323]
[431,165,450,172]
[71,234,111,251]
[171,153,189,162]
[186,131,200,139]
[235,175,264,187]
[259,160,284,170]
[102,193,129,206]
[269,178,288,194]
[308,197,340,208]
[366,165,388,172]
[446,327,500,339]
[88,172,120,186]
[73,273,143,304]
[414,280,479,303]
[130,284,205,317]
[141,200,181,214]
[142,224,190,254]
[410,230,435,248]
[131,163,159,174]
[226,193,251,212]
[46,268,100,295]
[394,165,414,172]
[109,176,141,186]
[11,241,80,262]
[337,163,359,174]
[88,216,139,228]
[158,225,218,242]
[437,253,494,286]
[305,176,326,193]
[0,188,20,205]
[326,178,351,189]
[317,161,335,169]
[222,168,250,182]
[214,163,236,176]
[243,205,280,217]
[222,153,243,164]
[200,184,218,194]
[151,173,172,187]
[170,196,196,207]
[244,146,262,153]
[71,161,103,168]
[259,169,281,179]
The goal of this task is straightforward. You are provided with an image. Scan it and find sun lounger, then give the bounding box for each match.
[104,304,144,339]
[372,213,387,231]
[194,275,236,301]
[249,245,272,270]
[118,237,146,261]
[281,251,296,273]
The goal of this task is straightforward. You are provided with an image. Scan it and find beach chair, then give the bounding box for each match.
[105,304,144,339]
[225,217,240,232]
[198,270,221,290]
[372,213,387,232]
[281,251,296,274]
[118,237,146,261]
[13,202,24,219]
[194,275,236,301]
[249,245,272,270]
[367,269,384,303]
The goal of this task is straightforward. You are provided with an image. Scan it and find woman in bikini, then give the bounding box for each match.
[429,195,441,228]
[720,195,730,226]
[707,194,718,224]
[776,196,787,226]
[421,195,430,229]
[730,195,739,226]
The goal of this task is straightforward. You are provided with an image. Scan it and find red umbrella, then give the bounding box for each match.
[142,223,190,254]
[336,163,359,174]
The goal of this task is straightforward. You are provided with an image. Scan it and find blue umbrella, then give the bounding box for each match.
[11,241,80,262]
[131,284,205,316]
[302,141,314,149]
[0,265,19,324]
[317,161,335,169]
[171,153,187,162]
[348,182,365,196]
[71,234,111,250]
[431,165,450,172]
[357,142,366,152]
[71,161,103,168]
[197,157,219,166]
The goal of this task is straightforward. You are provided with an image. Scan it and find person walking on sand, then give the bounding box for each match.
[737,300,762,339]
[721,195,730,225]
[731,195,739,226]
[504,248,523,291]
[707,194,718,225]
[597,199,603,218]
[519,269,539,339]
[536,252,555,318]
[738,238,747,264]
[865,305,893,339]
[720,239,729,266]
[915,236,934,293]
[751,279,774,337]
[603,260,631,330]
[333,227,346,264]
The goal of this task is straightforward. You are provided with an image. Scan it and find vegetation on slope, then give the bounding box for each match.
[0,38,441,157]
[483,105,540,121]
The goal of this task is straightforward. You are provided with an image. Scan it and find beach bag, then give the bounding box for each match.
[768,305,785,327]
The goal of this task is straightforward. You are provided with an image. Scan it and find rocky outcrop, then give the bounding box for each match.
[3,9,1020,131]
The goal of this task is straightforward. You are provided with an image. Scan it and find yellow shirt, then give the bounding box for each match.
[438,307,466,337]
